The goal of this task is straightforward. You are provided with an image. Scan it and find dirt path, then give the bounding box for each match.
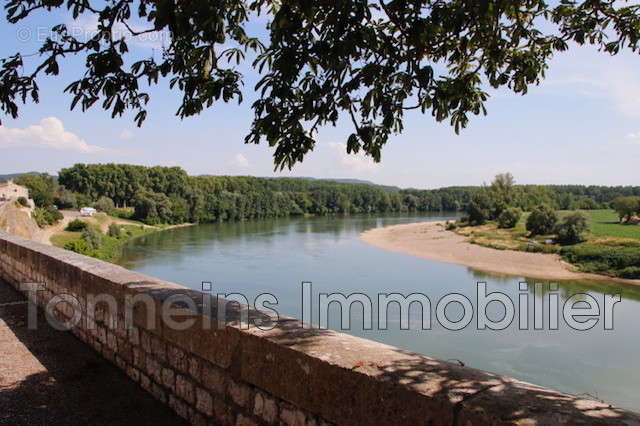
[40,212,192,245]
[361,221,640,285]
[35,210,79,245]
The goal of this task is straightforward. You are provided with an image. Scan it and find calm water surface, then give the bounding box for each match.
[118,214,640,410]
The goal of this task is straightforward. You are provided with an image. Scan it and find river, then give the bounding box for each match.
[117,214,640,410]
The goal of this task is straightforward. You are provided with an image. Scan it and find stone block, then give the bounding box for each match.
[229,380,253,408]
[254,391,278,423]
[202,363,227,395]
[162,367,176,391]
[176,374,195,405]
[195,387,213,416]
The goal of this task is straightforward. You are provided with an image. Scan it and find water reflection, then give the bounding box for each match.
[118,213,640,410]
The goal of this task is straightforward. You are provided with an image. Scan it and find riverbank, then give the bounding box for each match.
[361,221,640,285]
[46,212,193,263]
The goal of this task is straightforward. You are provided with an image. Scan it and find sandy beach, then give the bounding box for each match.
[361,221,640,285]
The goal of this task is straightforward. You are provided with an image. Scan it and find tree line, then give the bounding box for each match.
[56,164,427,224]
[12,164,640,226]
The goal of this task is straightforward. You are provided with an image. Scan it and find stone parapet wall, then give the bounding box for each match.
[0,231,638,425]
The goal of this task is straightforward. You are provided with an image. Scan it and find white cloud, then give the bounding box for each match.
[626,132,640,143]
[0,117,104,153]
[327,142,381,173]
[601,67,640,117]
[231,153,250,169]
[544,48,640,117]
[119,129,134,140]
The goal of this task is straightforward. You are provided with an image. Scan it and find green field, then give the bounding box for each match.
[456,209,640,279]
[577,209,640,239]
[52,220,156,263]
[50,230,81,247]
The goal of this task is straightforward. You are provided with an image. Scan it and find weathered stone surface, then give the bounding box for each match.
[168,344,189,373]
[236,414,258,426]
[146,356,162,383]
[213,398,235,425]
[176,374,195,405]
[229,380,253,408]
[129,327,140,345]
[254,391,279,423]
[281,405,308,426]
[195,387,213,416]
[152,335,167,363]
[151,382,167,404]
[189,356,201,379]
[202,363,227,395]
[169,394,189,420]
[132,346,146,370]
[162,367,176,391]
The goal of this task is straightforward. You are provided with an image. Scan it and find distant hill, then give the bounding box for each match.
[0,172,58,183]
[282,177,402,192]
[324,178,401,193]
[317,178,376,185]
[0,172,42,183]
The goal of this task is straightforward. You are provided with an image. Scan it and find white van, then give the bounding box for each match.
[80,207,97,217]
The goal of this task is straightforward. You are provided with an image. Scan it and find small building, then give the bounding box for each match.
[0,180,29,201]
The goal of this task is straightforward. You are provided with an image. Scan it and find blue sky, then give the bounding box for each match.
[0,9,638,189]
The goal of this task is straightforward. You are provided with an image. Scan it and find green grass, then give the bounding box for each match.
[53,223,155,263]
[90,224,155,262]
[91,212,148,228]
[107,215,148,227]
[50,230,81,247]
[456,209,640,279]
[579,209,640,239]
[93,213,109,225]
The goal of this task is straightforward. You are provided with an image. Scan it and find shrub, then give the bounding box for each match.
[618,267,640,279]
[466,193,492,225]
[555,211,589,244]
[81,227,102,250]
[526,204,557,236]
[498,207,521,229]
[32,208,48,227]
[66,219,88,232]
[63,239,93,256]
[445,221,457,231]
[111,208,134,219]
[524,243,560,254]
[561,244,640,275]
[93,196,115,214]
[33,205,63,227]
[576,197,600,210]
[107,223,122,238]
[16,196,28,207]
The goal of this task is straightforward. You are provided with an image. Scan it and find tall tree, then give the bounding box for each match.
[1,1,639,168]
[612,196,640,223]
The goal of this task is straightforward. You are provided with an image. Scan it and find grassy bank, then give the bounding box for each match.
[51,214,157,263]
[454,209,640,279]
